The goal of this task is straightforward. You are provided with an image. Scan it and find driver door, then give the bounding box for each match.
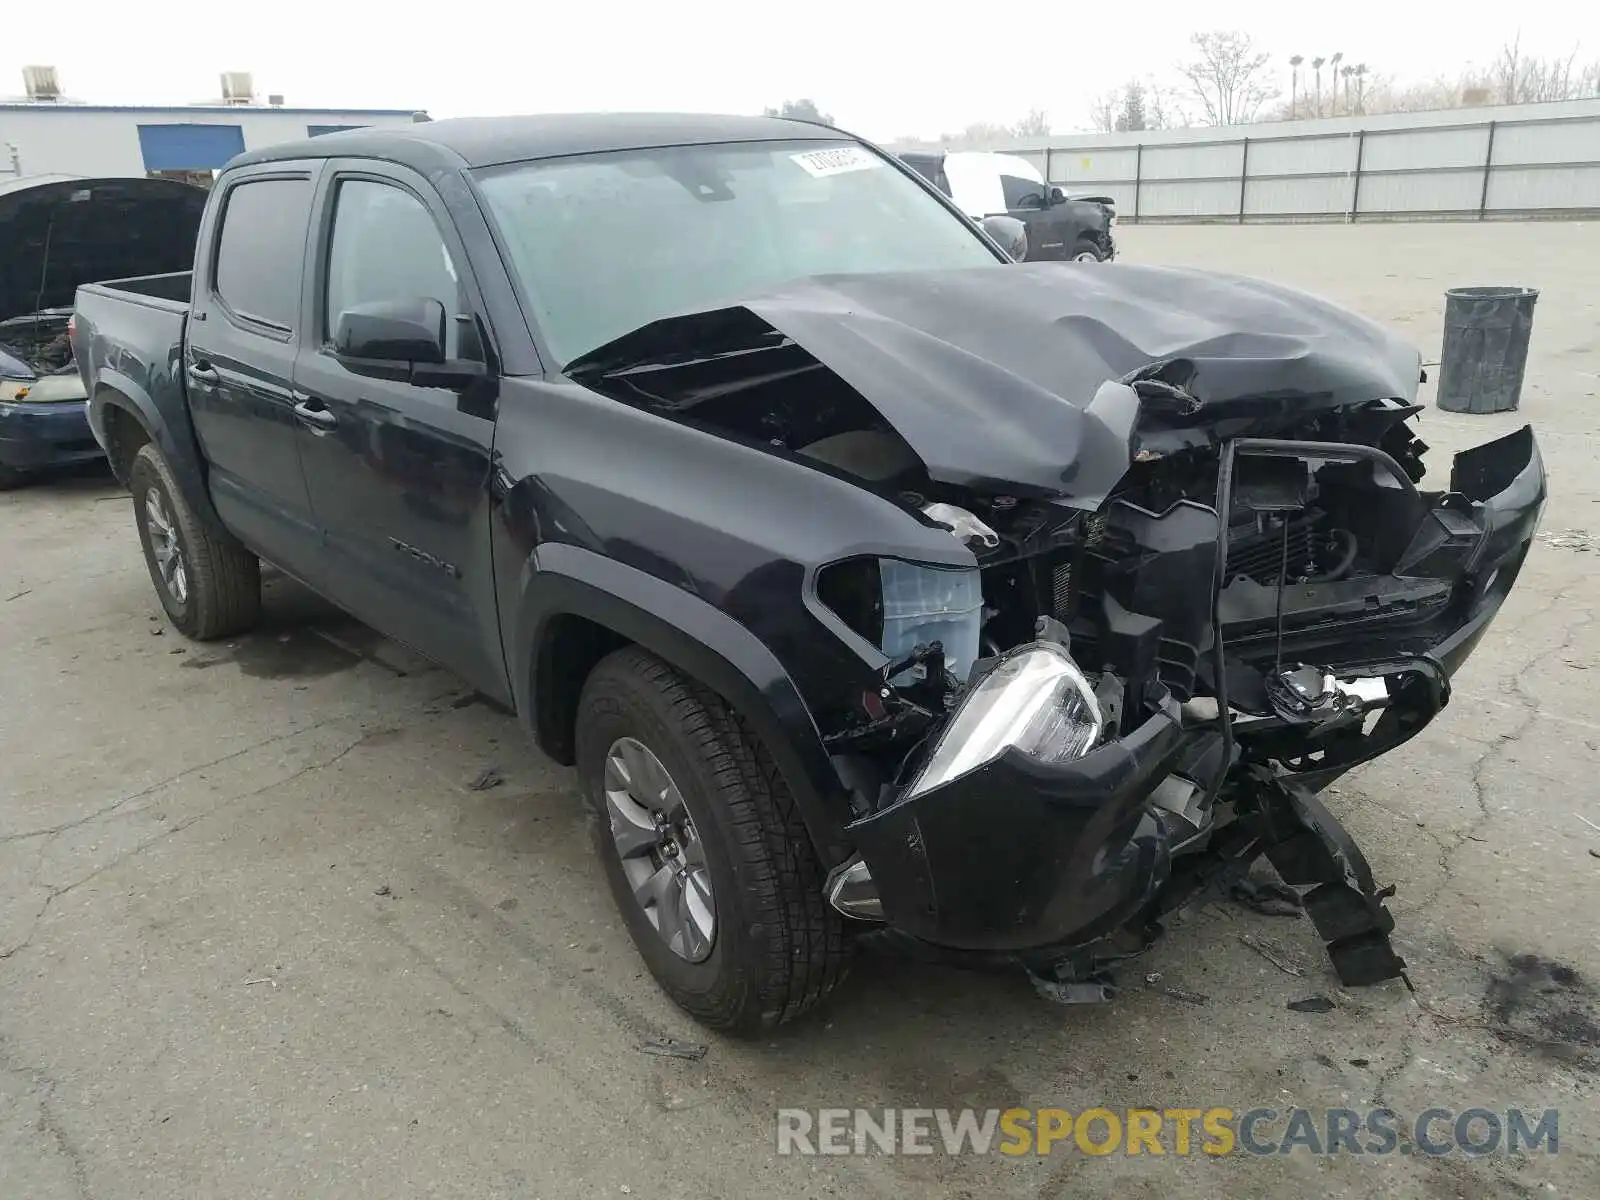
[997,173,1071,260]
[290,164,508,698]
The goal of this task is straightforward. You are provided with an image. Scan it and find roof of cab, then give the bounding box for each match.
[229,112,846,172]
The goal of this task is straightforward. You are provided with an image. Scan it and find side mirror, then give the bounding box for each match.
[333,297,485,388]
[1049,185,1066,205]
[981,215,1029,262]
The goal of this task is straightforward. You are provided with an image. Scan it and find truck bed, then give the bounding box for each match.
[74,272,208,513]
[83,270,194,309]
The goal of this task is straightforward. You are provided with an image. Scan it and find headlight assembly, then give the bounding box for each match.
[816,557,982,685]
[904,641,1103,798]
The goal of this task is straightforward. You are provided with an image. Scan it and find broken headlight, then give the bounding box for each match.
[817,558,982,685]
[904,642,1103,798]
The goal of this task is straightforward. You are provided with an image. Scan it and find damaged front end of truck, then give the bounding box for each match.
[566,262,1547,1000]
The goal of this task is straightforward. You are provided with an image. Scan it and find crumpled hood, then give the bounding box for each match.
[568,262,1425,498]
[0,175,207,324]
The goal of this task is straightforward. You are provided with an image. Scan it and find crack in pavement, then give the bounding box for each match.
[1334,786,1460,858]
[1371,1028,1419,1107]
[0,726,389,964]
[1407,598,1595,918]
[0,1040,92,1200]
[0,675,465,852]
[1363,596,1596,1105]
[1450,693,1600,736]
[38,1089,93,1200]
[0,725,315,847]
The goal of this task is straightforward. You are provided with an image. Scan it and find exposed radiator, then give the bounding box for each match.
[1226,511,1323,584]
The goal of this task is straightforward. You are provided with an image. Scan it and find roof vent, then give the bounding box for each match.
[220,72,255,105]
[267,93,285,107]
[22,65,62,101]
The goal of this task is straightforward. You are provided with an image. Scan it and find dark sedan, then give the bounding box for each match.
[0,175,205,488]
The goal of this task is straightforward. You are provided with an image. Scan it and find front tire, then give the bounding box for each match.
[1072,240,1105,263]
[129,443,261,639]
[575,647,849,1033]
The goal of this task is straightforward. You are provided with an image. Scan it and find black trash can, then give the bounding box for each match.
[1436,286,1539,414]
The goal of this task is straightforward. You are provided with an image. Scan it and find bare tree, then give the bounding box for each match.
[1146,81,1185,129]
[1339,40,1599,117]
[1493,35,1595,103]
[1089,79,1183,132]
[1088,89,1119,133]
[763,98,835,126]
[1012,108,1051,138]
[1180,31,1280,126]
[938,121,1017,146]
[1496,33,1526,104]
[1118,82,1149,131]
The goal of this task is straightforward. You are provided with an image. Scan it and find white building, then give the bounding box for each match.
[1,67,424,184]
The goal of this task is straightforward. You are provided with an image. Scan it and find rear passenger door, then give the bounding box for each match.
[186,165,323,578]
[290,165,507,698]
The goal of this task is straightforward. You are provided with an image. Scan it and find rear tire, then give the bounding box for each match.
[129,443,261,639]
[575,646,849,1033]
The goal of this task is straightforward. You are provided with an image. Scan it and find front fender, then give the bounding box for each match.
[513,542,856,868]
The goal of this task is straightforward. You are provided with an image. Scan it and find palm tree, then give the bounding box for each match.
[1312,56,1326,116]
[1341,64,1356,116]
[1290,55,1304,117]
[1330,52,1344,114]
[1351,63,1370,113]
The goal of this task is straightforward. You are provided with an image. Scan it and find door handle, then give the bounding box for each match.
[292,400,338,430]
[186,362,220,385]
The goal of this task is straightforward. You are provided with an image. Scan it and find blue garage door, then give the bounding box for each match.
[137,124,247,171]
[307,124,368,137]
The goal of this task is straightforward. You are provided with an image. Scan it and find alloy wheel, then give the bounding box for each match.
[602,736,716,962]
[143,486,189,606]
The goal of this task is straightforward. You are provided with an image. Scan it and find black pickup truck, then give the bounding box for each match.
[74,114,1545,1032]
[898,149,1116,262]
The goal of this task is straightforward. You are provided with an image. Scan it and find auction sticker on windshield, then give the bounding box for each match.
[790,146,883,178]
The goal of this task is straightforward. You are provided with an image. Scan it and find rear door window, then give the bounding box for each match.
[212,177,314,331]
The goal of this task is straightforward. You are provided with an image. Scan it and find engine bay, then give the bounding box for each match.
[806,392,1492,824]
[568,322,1499,830]
[0,311,76,379]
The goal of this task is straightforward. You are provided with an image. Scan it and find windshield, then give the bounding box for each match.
[473,139,1002,366]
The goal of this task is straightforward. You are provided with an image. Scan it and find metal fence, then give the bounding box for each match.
[923,100,1600,224]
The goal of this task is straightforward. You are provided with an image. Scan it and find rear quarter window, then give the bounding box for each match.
[212,177,314,331]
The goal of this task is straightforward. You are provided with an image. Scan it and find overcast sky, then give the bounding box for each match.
[4,2,1596,139]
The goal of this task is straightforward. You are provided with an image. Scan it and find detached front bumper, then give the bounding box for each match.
[841,425,1546,957]
[0,393,101,472]
[845,693,1193,952]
